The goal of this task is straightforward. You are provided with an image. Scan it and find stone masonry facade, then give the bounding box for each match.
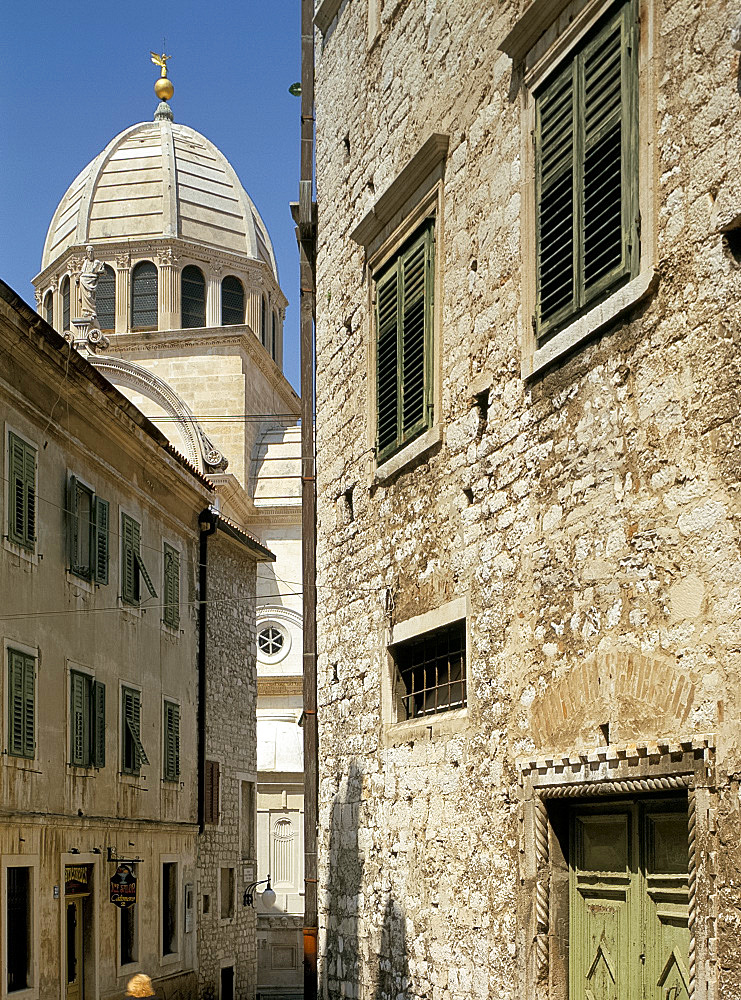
[198,532,259,998]
[313,2,741,1000]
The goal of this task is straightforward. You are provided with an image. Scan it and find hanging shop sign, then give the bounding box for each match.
[65,864,92,896]
[110,864,137,908]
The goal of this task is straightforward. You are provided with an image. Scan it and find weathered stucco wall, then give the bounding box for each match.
[313,1,741,999]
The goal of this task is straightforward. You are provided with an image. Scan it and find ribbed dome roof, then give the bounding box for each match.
[41,118,278,278]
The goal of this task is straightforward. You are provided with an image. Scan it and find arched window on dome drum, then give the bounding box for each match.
[61,276,70,332]
[221,275,245,325]
[43,292,53,327]
[96,265,116,332]
[271,310,277,360]
[181,265,206,329]
[131,261,158,330]
[260,295,267,348]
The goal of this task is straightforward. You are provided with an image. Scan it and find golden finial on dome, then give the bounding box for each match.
[151,51,174,102]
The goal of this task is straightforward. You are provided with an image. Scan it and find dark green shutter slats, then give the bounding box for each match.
[8,650,34,759]
[535,0,637,341]
[164,701,180,781]
[375,221,434,461]
[163,545,180,628]
[536,65,576,326]
[94,498,109,584]
[8,433,36,550]
[123,688,149,772]
[181,265,206,328]
[67,475,79,570]
[376,270,399,453]
[70,671,87,766]
[135,552,158,599]
[122,514,140,604]
[92,681,106,767]
[582,12,629,292]
[400,237,428,437]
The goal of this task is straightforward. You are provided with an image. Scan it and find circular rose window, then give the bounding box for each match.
[257,622,291,663]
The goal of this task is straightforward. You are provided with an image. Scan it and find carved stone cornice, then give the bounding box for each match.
[115,251,131,269]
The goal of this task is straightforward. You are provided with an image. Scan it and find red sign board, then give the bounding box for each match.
[110,864,137,908]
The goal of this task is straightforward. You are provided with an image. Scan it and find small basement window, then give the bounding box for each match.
[391,619,466,720]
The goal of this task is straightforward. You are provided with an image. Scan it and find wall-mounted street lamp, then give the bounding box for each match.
[243,875,275,908]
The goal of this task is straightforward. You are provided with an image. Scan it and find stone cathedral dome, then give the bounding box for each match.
[41,114,278,279]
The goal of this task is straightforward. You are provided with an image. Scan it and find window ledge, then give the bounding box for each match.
[383,707,469,747]
[66,571,94,594]
[3,538,38,566]
[374,425,442,484]
[523,268,659,380]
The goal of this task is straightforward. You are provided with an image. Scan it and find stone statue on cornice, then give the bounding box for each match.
[78,245,106,322]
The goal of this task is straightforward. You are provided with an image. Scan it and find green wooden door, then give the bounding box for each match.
[569,798,688,1000]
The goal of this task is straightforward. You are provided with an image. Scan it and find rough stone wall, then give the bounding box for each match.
[313,2,741,1000]
[198,531,258,999]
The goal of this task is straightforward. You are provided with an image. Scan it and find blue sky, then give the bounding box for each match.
[0,0,303,390]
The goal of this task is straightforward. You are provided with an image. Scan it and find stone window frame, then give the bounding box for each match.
[351,133,449,483]
[381,595,470,746]
[501,0,659,379]
[4,421,39,567]
[518,735,717,1000]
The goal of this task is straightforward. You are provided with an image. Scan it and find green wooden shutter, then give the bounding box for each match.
[8,651,26,757]
[94,498,109,585]
[580,2,636,303]
[67,475,79,571]
[123,688,149,773]
[535,0,637,341]
[91,680,106,767]
[121,514,140,604]
[164,701,180,781]
[70,671,88,766]
[135,552,158,600]
[536,61,576,333]
[163,544,180,628]
[8,433,36,550]
[376,267,399,456]
[400,228,433,441]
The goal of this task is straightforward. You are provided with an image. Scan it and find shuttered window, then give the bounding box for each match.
[67,476,109,583]
[163,543,180,629]
[221,275,245,325]
[205,759,220,825]
[181,265,206,329]
[375,221,435,462]
[163,700,180,781]
[96,265,116,331]
[70,671,106,768]
[122,687,149,775]
[131,262,158,330]
[62,276,70,332]
[8,432,36,551]
[8,649,35,759]
[121,513,157,606]
[535,0,638,342]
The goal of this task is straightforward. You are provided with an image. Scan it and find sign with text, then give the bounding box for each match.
[110,864,137,908]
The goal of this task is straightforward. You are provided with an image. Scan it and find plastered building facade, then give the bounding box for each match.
[0,281,271,1000]
[31,91,305,999]
[312,2,741,1000]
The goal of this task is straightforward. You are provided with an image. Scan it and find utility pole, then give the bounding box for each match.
[293,2,318,999]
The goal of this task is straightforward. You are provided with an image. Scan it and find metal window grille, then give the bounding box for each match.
[221,275,245,325]
[62,276,70,331]
[181,265,206,328]
[131,262,158,329]
[393,620,466,720]
[96,265,116,331]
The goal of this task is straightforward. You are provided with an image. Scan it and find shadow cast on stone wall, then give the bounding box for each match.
[321,762,409,1000]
